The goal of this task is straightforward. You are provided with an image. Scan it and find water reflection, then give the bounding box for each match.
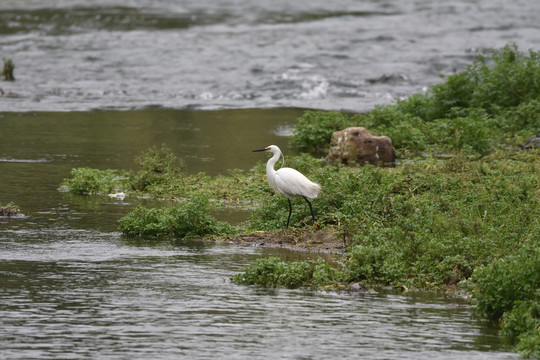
[0,108,303,175]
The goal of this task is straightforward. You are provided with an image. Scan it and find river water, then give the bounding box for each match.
[1,0,536,358]
[1,0,540,112]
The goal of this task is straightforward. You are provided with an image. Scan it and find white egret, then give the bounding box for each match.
[252,145,321,228]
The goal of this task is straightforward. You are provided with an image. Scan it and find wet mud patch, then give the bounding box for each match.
[220,228,346,254]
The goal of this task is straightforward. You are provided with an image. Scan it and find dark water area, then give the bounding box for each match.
[0,108,301,175]
[1,0,540,112]
[0,108,299,229]
[0,0,535,358]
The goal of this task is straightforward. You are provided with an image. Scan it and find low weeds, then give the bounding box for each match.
[240,149,540,358]
[231,256,346,289]
[472,245,540,358]
[235,149,540,357]
[291,110,358,154]
[118,193,234,238]
[59,145,268,202]
[131,144,184,192]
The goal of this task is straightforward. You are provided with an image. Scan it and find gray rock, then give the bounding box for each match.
[522,131,540,149]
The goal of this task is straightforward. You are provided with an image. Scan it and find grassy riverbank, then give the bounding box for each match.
[59,45,540,358]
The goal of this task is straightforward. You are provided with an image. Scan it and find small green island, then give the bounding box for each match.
[0,202,21,217]
[59,46,540,358]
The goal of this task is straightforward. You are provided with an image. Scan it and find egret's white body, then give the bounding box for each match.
[253,145,321,227]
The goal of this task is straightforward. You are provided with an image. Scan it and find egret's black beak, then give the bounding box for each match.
[252,147,268,152]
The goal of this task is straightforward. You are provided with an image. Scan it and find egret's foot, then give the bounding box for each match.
[311,221,320,230]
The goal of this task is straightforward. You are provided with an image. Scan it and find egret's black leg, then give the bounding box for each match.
[286,199,292,228]
[302,196,316,224]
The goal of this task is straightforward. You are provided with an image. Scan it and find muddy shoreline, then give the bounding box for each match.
[218,228,347,254]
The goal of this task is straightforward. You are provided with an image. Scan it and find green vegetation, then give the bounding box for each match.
[472,245,540,358]
[243,150,540,289]
[59,145,255,239]
[59,45,540,357]
[59,167,128,195]
[131,143,184,192]
[118,193,234,238]
[291,110,356,154]
[231,256,346,289]
[0,202,20,216]
[59,144,268,202]
[234,149,539,357]
[238,45,540,358]
[2,58,15,81]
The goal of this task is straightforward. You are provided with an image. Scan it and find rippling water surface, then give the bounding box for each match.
[1,0,540,112]
[0,232,517,360]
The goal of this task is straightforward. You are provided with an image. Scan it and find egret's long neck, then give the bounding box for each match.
[266,151,280,190]
[266,151,280,174]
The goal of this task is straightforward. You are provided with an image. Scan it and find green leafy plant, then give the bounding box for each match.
[59,144,271,202]
[501,298,540,358]
[2,58,15,81]
[118,193,234,238]
[231,256,345,289]
[471,245,540,358]
[59,167,127,195]
[131,144,184,192]
[291,110,360,153]
[472,248,540,321]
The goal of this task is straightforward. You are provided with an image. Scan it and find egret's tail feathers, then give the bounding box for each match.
[305,182,321,199]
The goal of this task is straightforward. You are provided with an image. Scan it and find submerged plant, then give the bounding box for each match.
[2,58,15,81]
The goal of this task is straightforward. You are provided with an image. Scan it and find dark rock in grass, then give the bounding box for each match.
[349,282,367,292]
[522,131,540,150]
[326,127,396,167]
